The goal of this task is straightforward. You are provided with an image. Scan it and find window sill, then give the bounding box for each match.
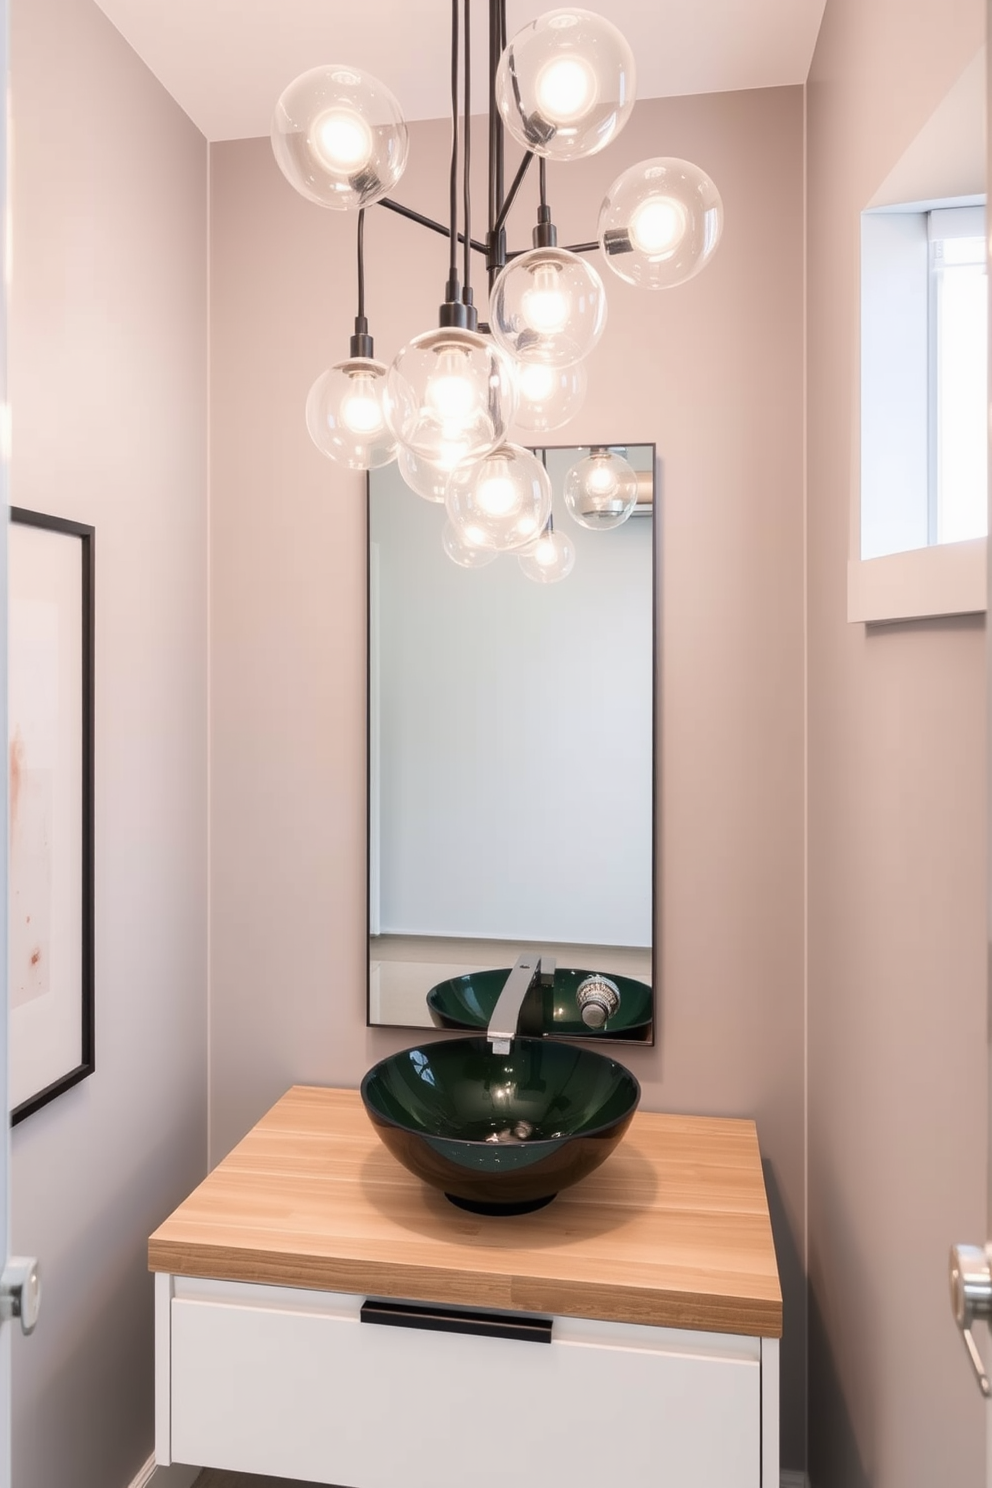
[847,537,987,624]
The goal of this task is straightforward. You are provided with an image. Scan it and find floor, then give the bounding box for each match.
[194,1474,329,1487]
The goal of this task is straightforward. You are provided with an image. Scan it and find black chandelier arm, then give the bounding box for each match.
[505,239,600,258]
[493,150,535,239]
[375,197,488,256]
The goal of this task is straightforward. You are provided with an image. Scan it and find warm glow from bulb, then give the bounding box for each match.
[628,195,688,257]
[516,513,540,538]
[533,534,557,566]
[476,465,518,516]
[339,372,384,434]
[585,459,618,496]
[463,523,489,547]
[426,347,478,423]
[518,364,557,403]
[535,54,598,125]
[521,262,572,335]
[311,109,374,172]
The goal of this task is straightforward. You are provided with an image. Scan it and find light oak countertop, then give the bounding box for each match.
[148,1085,782,1338]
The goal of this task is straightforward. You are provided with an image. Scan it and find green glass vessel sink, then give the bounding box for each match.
[361,1036,641,1215]
[426,967,653,1042]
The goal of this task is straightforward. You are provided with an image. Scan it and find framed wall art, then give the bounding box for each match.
[9,507,94,1124]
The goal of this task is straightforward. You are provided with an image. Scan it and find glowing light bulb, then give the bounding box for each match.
[521,262,572,334]
[628,195,688,257]
[518,364,556,402]
[518,525,576,583]
[339,369,385,434]
[311,108,374,172]
[476,466,519,516]
[306,357,395,470]
[426,348,479,422]
[585,458,619,496]
[446,442,552,553]
[491,248,605,367]
[535,55,598,124]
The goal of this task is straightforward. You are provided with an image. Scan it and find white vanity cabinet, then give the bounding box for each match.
[150,1087,782,1488]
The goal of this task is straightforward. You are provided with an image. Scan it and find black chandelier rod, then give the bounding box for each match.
[376,196,487,255]
[375,1,596,289]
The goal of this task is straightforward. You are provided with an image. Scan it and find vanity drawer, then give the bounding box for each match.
[169,1280,761,1488]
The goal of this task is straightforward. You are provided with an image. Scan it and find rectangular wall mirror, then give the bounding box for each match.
[367,442,656,1041]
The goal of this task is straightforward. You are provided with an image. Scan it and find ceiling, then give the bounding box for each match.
[91,0,829,143]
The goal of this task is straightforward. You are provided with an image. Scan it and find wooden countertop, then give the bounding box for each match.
[148,1086,782,1338]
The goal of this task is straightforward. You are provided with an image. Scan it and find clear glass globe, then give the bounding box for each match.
[510,358,587,436]
[271,65,409,210]
[563,448,638,529]
[396,446,454,503]
[386,328,516,470]
[442,521,498,569]
[495,9,636,161]
[445,443,552,553]
[598,157,723,288]
[491,248,607,366]
[305,358,397,470]
[518,526,576,582]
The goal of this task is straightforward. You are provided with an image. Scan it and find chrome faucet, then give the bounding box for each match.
[487,953,556,1054]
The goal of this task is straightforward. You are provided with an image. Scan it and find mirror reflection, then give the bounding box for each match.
[367,442,656,1036]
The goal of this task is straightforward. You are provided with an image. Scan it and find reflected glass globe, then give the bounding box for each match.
[397,446,452,503]
[510,358,587,436]
[598,157,723,288]
[445,443,552,552]
[272,65,409,210]
[306,358,397,470]
[518,526,576,583]
[442,521,498,569]
[491,248,606,366]
[496,9,635,161]
[563,449,638,529]
[386,328,516,470]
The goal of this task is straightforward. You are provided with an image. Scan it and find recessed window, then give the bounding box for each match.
[860,198,986,561]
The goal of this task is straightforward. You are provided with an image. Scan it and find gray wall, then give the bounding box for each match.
[807,1,987,1484]
[208,85,807,1470]
[8,1,209,1485]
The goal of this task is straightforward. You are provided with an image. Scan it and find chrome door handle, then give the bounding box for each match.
[0,1256,41,1336]
[949,1244,991,1396]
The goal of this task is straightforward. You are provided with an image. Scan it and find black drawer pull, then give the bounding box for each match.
[360,1299,552,1344]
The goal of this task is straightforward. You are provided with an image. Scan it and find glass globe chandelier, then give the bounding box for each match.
[271,0,724,580]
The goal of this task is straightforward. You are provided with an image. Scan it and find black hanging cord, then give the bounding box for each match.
[357,208,366,319]
[539,158,547,210]
[497,0,507,209]
[449,0,460,281]
[350,208,373,358]
[463,0,471,291]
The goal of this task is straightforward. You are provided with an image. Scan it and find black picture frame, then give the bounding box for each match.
[9,506,95,1125]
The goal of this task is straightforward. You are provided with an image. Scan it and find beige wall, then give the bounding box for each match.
[8,0,209,1485]
[806,1,987,1484]
[209,86,808,1466]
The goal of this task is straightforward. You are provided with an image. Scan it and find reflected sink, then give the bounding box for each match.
[426,967,653,1042]
[361,1037,640,1216]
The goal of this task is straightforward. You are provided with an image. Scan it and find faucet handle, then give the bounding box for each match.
[577,975,621,1029]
